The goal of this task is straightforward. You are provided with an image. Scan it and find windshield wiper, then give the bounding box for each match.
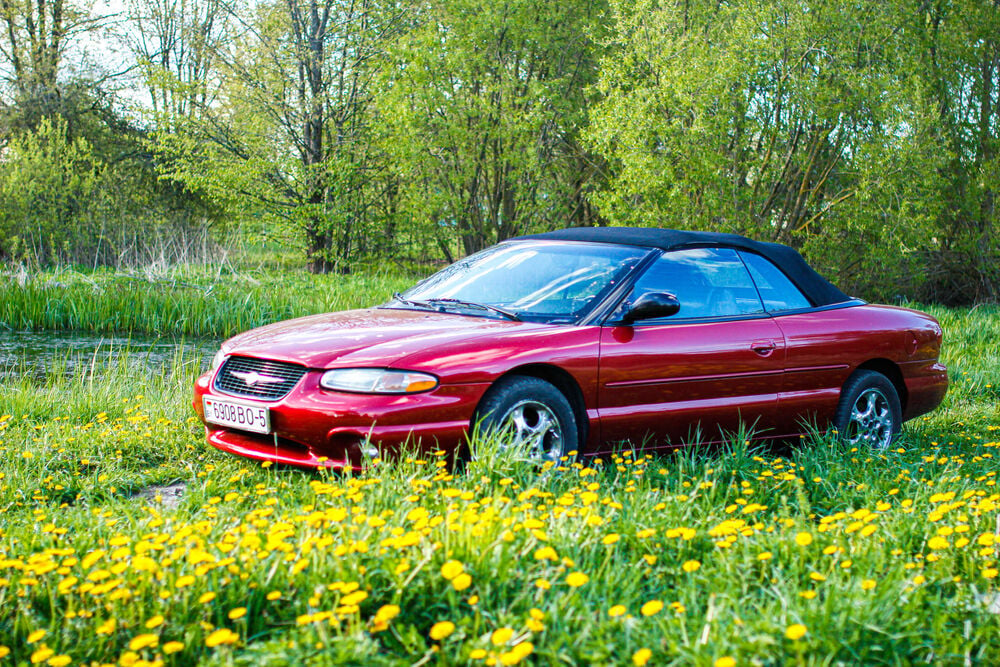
[425,298,521,321]
[386,292,437,310]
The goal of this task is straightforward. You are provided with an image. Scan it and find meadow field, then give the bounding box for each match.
[0,269,998,665]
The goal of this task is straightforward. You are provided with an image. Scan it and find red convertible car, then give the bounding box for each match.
[193,227,948,470]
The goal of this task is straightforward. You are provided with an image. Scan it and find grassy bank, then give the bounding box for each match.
[0,267,419,338]
[0,275,998,664]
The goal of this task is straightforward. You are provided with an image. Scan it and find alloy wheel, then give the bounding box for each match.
[847,387,894,449]
[498,399,564,462]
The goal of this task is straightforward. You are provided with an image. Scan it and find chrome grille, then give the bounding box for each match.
[214,356,307,400]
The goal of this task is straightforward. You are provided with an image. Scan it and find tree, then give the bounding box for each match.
[154,0,406,272]
[126,0,234,123]
[586,0,959,297]
[0,115,99,263]
[905,0,999,301]
[378,0,607,258]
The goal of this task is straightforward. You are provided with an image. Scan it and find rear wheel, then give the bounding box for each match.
[474,376,578,463]
[833,370,902,449]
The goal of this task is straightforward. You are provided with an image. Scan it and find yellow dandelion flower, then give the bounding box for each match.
[27,630,47,644]
[526,618,545,632]
[228,607,247,620]
[927,536,949,550]
[758,552,773,561]
[983,568,999,579]
[785,623,807,640]
[603,534,620,545]
[609,605,626,617]
[441,560,464,581]
[640,600,663,616]
[430,621,455,641]
[682,560,701,573]
[128,634,158,651]
[565,572,589,587]
[47,656,72,667]
[861,579,876,591]
[341,591,368,606]
[633,648,652,666]
[535,578,551,590]
[199,592,217,604]
[96,619,116,635]
[715,658,736,667]
[795,532,813,547]
[470,648,487,659]
[452,573,472,591]
[163,641,185,654]
[144,615,164,629]
[491,627,514,645]
[205,628,239,647]
[533,547,557,561]
[375,604,401,622]
[30,647,54,664]
[499,641,534,665]
[0,647,9,659]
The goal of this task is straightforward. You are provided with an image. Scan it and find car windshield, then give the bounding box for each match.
[389,241,650,323]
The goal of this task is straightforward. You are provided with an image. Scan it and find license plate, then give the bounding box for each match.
[203,397,271,434]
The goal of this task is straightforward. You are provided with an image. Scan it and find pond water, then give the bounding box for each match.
[0,330,219,379]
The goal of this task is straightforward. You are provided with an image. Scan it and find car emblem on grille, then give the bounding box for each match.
[230,370,285,387]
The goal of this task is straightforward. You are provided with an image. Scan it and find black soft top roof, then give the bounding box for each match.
[515,226,850,307]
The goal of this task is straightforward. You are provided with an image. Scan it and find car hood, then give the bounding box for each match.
[222,307,540,368]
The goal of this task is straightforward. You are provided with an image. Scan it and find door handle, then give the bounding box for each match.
[751,340,776,356]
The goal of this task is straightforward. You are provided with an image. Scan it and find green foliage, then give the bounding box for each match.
[0,0,997,301]
[151,0,405,273]
[585,0,998,302]
[0,117,101,264]
[378,0,607,256]
[0,88,223,269]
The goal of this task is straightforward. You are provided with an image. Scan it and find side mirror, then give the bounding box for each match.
[622,292,681,324]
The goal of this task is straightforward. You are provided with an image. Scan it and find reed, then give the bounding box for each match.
[0,268,419,338]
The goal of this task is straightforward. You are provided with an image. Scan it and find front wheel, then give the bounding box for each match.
[833,370,902,449]
[474,376,578,463]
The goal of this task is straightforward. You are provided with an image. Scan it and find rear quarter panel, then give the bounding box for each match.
[773,304,946,430]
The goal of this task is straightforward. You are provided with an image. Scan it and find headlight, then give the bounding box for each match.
[210,349,229,371]
[320,368,438,394]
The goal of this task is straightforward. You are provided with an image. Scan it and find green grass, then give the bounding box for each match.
[0,279,998,664]
[0,266,419,338]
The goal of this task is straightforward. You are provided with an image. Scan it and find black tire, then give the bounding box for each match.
[833,370,902,449]
[473,375,578,463]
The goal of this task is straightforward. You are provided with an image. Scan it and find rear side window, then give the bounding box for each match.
[740,252,811,311]
[627,248,764,320]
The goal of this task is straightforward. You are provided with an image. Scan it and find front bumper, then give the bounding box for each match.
[192,370,488,471]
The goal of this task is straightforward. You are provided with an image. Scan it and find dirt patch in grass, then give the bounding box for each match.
[134,481,186,510]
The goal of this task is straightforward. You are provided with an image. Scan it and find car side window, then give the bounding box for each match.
[626,248,765,320]
[739,252,812,311]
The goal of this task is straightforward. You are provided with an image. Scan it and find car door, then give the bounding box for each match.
[597,247,786,449]
[739,250,861,435]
